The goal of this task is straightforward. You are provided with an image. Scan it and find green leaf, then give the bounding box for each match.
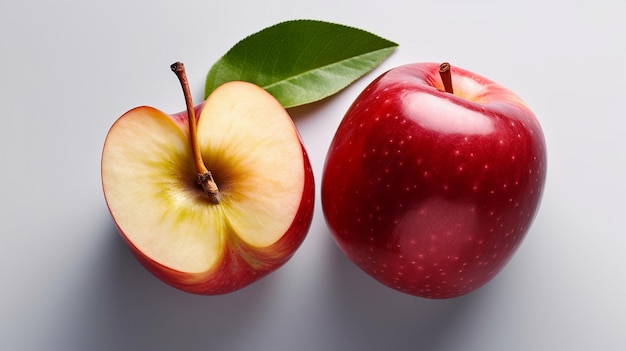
[205,20,398,108]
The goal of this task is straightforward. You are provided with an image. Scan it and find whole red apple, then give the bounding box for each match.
[322,62,546,299]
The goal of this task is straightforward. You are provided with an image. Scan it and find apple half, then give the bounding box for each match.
[102,72,314,295]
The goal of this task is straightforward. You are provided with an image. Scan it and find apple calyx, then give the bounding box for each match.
[171,62,220,204]
[438,62,454,94]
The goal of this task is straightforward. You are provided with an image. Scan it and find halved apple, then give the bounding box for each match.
[101,67,314,295]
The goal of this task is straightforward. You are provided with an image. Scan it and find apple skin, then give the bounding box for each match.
[322,63,546,299]
[102,83,315,295]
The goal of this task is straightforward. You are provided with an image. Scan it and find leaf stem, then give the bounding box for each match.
[439,62,454,94]
[171,62,220,204]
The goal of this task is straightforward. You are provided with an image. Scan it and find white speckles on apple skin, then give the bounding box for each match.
[322,63,546,299]
[325,122,544,298]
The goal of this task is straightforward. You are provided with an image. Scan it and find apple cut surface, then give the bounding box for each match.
[102,81,314,294]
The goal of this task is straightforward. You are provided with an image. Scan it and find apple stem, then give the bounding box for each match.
[439,62,454,94]
[171,62,220,204]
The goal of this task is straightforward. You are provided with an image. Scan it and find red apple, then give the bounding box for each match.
[101,63,314,294]
[322,62,546,298]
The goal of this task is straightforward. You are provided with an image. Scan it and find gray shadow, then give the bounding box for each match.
[62,215,274,351]
[321,230,492,351]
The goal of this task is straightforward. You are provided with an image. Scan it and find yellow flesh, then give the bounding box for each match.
[101,82,305,273]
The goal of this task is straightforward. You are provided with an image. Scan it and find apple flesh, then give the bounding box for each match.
[102,80,314,294]
[322,63,546,299]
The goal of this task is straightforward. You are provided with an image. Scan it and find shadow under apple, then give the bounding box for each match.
[321,229,493,351]
[64,215,274,351]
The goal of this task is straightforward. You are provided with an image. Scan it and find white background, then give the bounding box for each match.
[1,0,625,350]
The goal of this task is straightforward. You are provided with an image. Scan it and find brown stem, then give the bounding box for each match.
[171,62,220,204]
[439,62,454,94]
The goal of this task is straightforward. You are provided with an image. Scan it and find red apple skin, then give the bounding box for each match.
[109,103,315,295]
[322,63,546,299]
